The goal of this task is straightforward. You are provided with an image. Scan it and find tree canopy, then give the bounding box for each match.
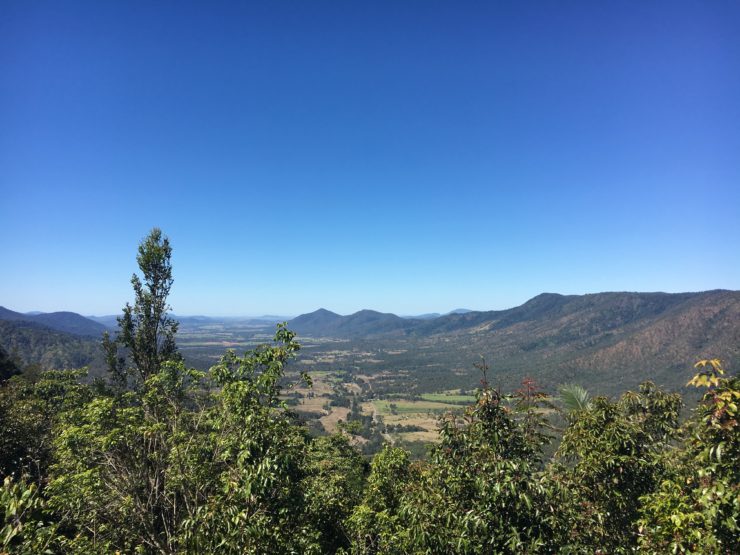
[103,227,180,388]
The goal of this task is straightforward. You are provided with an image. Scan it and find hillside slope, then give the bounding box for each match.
[289,291,740,393]
[0,320,105,375]
[444,290,740,392]
[0,306,109,336]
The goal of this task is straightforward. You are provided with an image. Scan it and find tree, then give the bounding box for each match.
[37,230,365,553]
[103,228,180,387]
[1,475,59,554]
[0,369,90,482]
[638,360,740,553]
[347,381,559,554]
[48,325,336,554]
[346,445,414,555]
[0,345,20,382]
[302,434,367,553]
[551,382,682,553]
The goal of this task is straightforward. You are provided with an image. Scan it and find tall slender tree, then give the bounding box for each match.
[103,228,180,386]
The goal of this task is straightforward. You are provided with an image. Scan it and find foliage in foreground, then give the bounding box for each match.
[2,354,738,554]
[638,359,740,554]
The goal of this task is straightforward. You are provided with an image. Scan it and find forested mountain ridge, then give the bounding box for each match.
[0,306,109,336]
[0,320,104,374]
[4,291,737,394]
[287,291,740,392]
[290,291,738,338]
[447,290,740,393]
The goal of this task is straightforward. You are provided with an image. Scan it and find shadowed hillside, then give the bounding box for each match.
[0,320,104,375]
[288,290,740,394]
[0,306,109,336]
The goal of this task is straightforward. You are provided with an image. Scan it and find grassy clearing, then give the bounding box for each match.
[295,396,327,414]
[399,430,438,442]
[320,407,351,433]
[373,408,443,444]
[372,399,461,415]
[375,411,431,426]
[290,371,335,396]
[343,382,362,394]
[420,393,476,404]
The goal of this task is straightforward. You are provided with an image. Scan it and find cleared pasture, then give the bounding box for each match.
[420,393,476,404]
[320,406,351,433]
[371,399,461,415]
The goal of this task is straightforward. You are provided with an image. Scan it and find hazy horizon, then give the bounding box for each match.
[2,2,739,316]
[4,287,739,320]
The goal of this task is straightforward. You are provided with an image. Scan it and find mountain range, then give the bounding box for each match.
[3,290,738,392]
[0,306,109,336]
[288,290,740,392]
[289,291,740,339]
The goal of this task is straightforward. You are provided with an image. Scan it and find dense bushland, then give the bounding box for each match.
[2,231,737,554]
[2,353,736,553]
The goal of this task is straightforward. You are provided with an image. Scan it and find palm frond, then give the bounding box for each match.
[558,383,592,413]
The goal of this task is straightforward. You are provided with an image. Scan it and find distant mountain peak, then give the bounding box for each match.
[352,309,391,317]
[525,293,566,304]
[290,307,412,337]
[312,308,340,316]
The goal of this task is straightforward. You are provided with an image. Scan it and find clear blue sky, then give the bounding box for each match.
[1,1,738,316]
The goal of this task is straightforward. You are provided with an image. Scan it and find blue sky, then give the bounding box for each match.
[1,1,739,316]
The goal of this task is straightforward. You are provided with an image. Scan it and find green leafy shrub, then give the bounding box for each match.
[639,360,740,554]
